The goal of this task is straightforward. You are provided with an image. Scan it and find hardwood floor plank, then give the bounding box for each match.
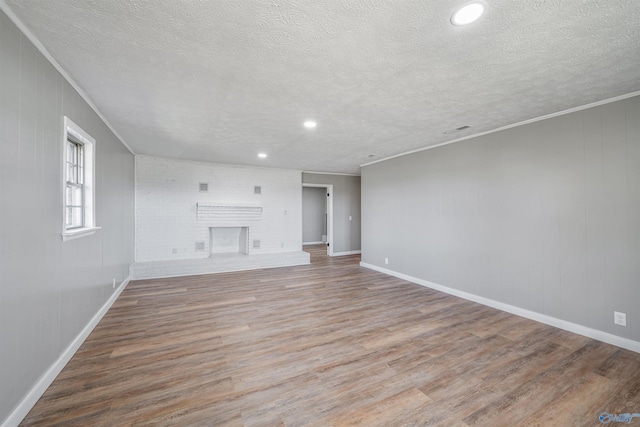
[20,245,640,426]
[324,387,431,427]
[463,341,618,426]
[520,373,616,426]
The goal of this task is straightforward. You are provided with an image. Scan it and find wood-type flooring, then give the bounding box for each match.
[21,245,640,426]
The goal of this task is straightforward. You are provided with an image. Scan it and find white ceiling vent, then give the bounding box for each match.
[199,182,209,192]
[444,125,472,135]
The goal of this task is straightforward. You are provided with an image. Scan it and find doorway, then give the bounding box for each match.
[302,184,333,256]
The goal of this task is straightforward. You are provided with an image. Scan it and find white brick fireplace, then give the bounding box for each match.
[131,156,309,279]
[197,203,262,256]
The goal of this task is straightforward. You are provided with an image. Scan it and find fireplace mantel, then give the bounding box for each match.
[196,203,262,224]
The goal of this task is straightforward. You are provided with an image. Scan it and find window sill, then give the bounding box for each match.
[62,226,101,242]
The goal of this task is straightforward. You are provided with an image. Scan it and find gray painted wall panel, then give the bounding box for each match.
[583,107,607,330]
[600,102,633,336]
[362,95,640,344]
[302,173,361,253]
[627,99,640,341]
[302,186,326,243]
[0,10,135,424]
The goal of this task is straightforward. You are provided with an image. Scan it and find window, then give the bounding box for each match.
[62,117,99,241]
[65,138,84,229]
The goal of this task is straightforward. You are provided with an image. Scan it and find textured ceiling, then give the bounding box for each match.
[4,0,640,174]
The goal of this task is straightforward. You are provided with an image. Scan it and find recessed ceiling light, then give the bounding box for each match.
[258,153,267,159]
[304,120,317,129]
[451,2,485,26]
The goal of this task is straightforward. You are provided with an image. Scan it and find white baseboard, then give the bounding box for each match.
[2,278,131,427]
[360,262,640,354]
[332,250,362,257]
[303,241,325,245]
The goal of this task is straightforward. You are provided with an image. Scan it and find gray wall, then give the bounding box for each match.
[362,95,640,343]
[302,186,327,243]
[0,10,135,424]
[302,173,361,254]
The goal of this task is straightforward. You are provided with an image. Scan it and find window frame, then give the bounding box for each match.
[65,136,85,229]
[61,117,100,242]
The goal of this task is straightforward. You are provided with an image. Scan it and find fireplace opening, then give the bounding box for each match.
[209,227,248,256]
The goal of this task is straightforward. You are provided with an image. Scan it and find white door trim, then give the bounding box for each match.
[302,184,334,256]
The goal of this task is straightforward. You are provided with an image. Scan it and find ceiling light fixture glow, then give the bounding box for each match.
[258,153,267,158]
[451,2,485,26]
[304,120,317,129]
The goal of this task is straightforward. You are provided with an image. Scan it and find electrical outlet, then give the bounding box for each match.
[614,311,627,326]
[385,257,389,265]
[112,278,116,289]
[349,215,352,221]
